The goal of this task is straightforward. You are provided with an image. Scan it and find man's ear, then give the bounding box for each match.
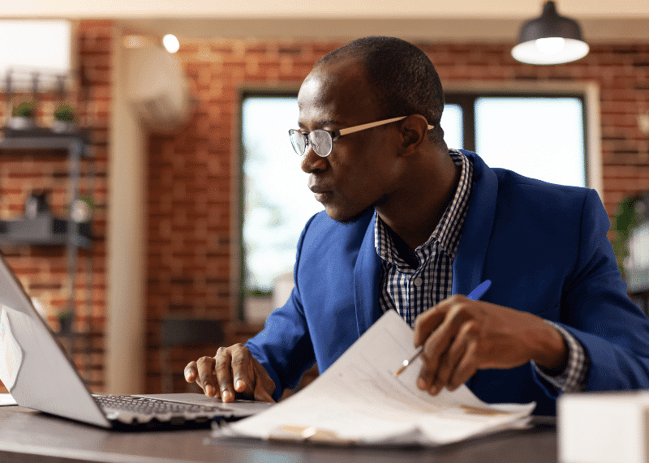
[398,114,429,155]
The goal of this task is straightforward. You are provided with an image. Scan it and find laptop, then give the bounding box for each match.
[0,254,272,429]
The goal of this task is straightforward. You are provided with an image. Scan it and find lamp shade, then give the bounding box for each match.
[512,1,589,65]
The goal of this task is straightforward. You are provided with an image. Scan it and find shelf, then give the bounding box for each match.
[0,126,96,376]
[0,216,92,249]
[0,128,91,155]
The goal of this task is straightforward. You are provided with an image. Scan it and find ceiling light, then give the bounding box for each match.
[162,34,180,54]
[512,1,589,65]
[123,35,150,49]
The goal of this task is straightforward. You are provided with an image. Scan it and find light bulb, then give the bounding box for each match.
[162,34,180,54]
[535,37,565,55]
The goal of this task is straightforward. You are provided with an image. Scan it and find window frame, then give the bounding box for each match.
[235,86,301,322]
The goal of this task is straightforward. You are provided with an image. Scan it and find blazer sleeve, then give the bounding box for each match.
[546,189,649,393]
[245,215,317,401]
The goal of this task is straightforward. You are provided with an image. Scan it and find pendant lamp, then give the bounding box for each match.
[512,1,589,65]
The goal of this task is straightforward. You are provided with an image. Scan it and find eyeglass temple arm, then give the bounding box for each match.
[338,116,434,136]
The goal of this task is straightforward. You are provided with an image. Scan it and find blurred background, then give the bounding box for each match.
[0,0,648,396]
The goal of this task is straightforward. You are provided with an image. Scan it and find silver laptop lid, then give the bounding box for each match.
[0,254,110,428]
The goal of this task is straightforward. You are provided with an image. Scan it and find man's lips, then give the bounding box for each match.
[309,184,333,202]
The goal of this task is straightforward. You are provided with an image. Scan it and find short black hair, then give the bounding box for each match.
[317,36,445,142]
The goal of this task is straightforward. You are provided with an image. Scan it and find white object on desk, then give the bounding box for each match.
[217,310,535,446]
[0,394,17,406]
[0,307,24,391]
[558,391,649,463]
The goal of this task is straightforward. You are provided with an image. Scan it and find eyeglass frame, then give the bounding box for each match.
[288,115,435,158]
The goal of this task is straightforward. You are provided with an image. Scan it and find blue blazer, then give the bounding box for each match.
[247,151,649,415]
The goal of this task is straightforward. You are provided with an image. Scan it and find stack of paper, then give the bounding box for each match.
[214,310,535,446]
[558,392,649,463]
[0,394,16,406]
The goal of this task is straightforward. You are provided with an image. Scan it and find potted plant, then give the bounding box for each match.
[8,100,37,130]
[70,195,95,223]
[52,103,76,133]
[612,194,647,279]
[57,310,74,335]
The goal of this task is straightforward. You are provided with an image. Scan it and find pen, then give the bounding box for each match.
[394,280,492,377]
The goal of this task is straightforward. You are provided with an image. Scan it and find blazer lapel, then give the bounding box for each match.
[452,151,499,297]
[354,212,383,337]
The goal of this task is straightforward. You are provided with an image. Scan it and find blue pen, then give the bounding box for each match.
[394,280,492,377]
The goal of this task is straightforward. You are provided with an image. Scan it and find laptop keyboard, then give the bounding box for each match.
[95,394,226,415]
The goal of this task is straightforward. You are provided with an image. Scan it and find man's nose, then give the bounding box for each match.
[300,146,327,173]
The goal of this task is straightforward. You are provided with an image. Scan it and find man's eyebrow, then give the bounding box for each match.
[297,119,342,130]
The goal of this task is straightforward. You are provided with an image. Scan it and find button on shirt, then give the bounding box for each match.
[374,149,589,393]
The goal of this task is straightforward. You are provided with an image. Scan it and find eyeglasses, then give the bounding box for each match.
[289,116,434,158]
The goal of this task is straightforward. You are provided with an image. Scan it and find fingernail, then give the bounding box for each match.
[222,391,233,402]
[417,378,426,390]
[235,379,244,391]
[205,385,214,396]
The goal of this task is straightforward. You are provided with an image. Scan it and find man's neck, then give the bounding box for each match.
[377,151,461,250]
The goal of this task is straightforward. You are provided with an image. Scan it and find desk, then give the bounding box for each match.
[0,406,557,463]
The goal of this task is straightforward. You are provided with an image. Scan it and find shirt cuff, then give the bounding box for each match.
[531,321,590,393]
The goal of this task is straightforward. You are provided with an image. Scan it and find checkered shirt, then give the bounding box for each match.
[376,150,472,327]
[533,322,590,392]
[375,149,588,392]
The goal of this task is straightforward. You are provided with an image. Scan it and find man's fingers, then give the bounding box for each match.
[418,304,467,379]
[432,322,475,392]
[253,362,277,403]
[417,358,437,392]
[448,341,479,391]
[432,339,466,393]
[416,297,477,394]
[214,347,237,401]
[254,382,276,402]
[184,344,275,403]
[184,361,198,383]
[413,306,447,347]
[230,345,255,397]
[195,356,217,397]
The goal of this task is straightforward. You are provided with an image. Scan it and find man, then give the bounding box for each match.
[185,36,649,415]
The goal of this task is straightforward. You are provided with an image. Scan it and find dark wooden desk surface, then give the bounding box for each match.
[0,406,557,463]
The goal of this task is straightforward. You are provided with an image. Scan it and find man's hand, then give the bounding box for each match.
[184,344,276,403]
[413,295,567,396]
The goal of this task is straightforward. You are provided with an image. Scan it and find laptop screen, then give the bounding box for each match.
[0,255,109,427]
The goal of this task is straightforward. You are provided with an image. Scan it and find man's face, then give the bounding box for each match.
[297,57,402,223]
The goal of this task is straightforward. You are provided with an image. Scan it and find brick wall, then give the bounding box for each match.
[0,20,112,392]
[2,28,648,394]
[146,38,649,393]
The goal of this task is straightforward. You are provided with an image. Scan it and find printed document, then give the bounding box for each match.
[214,310,535,446]
[0,307,23,391]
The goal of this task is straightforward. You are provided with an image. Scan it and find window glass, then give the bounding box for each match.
[475,97,585,187]
[240,96,322,319]
[441,104,463,150]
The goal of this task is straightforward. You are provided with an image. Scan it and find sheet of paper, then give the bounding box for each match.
[216,310,535,446]
[0,306,24,391]
[0,393,17,406]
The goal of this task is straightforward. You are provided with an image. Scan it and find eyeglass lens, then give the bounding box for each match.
[289,130,308,156]
[289,130,334,157]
